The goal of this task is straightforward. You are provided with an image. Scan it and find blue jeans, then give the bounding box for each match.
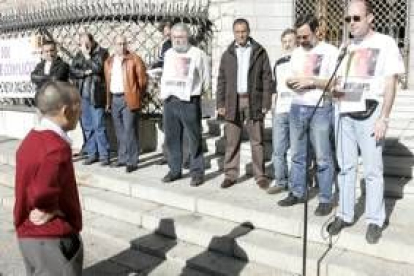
[272,112,290,188]
[81,97,109,160]
[335,105,385,227]
[289,104,334,203]
[111,95,139,166]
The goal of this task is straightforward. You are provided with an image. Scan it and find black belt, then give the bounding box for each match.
[112,93,124,97]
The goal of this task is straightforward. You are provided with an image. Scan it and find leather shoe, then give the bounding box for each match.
[366,224,382,244]
[326,217,352,236]
[256,178,269,189]
[162,172,182,183]
[267,185,286,194]
[221,178,236,189]
[110,162,126,168]
[100,158,110,166]
[314,203,333,216]
[190,175,204,187]
[157,158,167,165]
[126,165,138,173]
[278,193,305,207]
[83,157,98,165]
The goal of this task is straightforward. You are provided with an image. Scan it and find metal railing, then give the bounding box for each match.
[0,0,213,116]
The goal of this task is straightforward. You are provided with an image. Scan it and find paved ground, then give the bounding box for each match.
[0,204,134,276]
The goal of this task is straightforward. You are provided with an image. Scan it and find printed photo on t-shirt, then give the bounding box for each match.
[160,54,195,101]
[347,48,380,77]
[168,56,191,78]
[302,54,323,76]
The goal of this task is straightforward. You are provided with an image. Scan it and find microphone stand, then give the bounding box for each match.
[300,47,347,276]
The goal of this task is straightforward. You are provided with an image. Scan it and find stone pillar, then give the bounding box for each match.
[408,0,414,89]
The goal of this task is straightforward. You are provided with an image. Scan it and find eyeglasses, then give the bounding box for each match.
[345,15,362,23]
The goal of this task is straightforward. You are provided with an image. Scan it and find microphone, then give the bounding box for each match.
[337,44,348,64]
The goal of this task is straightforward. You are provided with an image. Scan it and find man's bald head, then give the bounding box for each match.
[114,35,128,56]
[35,81,79,116]
[35,81,81,131]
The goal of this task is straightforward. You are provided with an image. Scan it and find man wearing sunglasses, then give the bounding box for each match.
[277,14,338,217]
[327,0,405,244]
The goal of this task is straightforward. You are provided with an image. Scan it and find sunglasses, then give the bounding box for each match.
[345,15,362,23]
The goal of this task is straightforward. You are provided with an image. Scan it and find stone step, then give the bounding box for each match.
[3,157,413,266]
[0,170,413,275]
[1,137,414,197]
[85,211,291,276]
[1,137,414,263]
[78,186,414,275]
[84,217,211,276]
[204,134,414,178]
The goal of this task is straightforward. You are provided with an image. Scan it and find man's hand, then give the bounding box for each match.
[81,44,91,59]
[217,108,226,117]
[262,108,269,115]
[286,77,315,91]
[29,209,64,225]
[105,105,111,113]
[374,118,388,141]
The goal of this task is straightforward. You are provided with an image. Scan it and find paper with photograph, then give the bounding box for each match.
[160,54,195,101]
[337,48,380,113]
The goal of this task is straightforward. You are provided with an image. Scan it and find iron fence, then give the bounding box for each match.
[0,0,213,116]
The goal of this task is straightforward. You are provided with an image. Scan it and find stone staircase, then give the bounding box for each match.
[1,91,414,275]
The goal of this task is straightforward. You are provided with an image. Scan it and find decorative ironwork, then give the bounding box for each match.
[0,0,213,116]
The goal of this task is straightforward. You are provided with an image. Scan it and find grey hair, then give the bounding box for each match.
[171,22,191,37]
[35,81,79,116]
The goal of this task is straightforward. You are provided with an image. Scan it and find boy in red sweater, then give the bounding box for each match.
[14,81,83,276]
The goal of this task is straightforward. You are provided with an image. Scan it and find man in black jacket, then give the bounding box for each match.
[216,18,273,190]
[70,33,110,166]
[31,40,69,92]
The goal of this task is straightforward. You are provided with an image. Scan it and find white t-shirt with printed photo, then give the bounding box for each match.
[336,32,405,113]
[160,46,210,102]
[289,42,339,106]
[274,55,294,114]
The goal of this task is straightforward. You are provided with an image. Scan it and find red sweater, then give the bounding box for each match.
[14,130,82,238]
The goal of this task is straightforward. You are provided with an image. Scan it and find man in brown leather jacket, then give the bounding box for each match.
[104,35,147,173]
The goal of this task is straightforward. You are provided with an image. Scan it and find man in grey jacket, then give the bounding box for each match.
[70,33,110,166]
[216,18,273,190]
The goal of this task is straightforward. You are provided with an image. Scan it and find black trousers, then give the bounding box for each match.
[163,96,204,177]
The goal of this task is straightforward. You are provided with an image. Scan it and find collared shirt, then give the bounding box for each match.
[235,41,252,94]
[34,117,72,145]
[44,61,52,75]
[110,55,124,94]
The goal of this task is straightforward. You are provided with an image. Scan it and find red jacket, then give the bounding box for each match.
[14,130,82,238]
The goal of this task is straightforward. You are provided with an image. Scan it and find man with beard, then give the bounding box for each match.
[160,23,211,187]
[277,14,338,217]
